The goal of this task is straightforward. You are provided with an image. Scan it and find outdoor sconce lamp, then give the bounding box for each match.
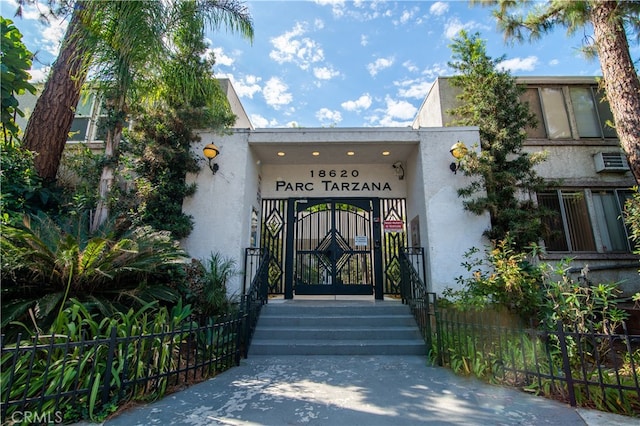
[203,143,220,175]
[392,161,405,180]
[449,141,468,174]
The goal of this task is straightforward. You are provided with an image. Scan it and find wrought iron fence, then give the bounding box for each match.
[399,247,434,348]
[241,247,270,356]
[1,249,271,424]
[1,314,244,424]
[399,249,640,416]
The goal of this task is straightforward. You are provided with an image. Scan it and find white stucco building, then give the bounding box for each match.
[18,76,638,300]
[182,77,639,299]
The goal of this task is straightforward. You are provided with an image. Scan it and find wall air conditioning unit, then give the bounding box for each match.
[594,152,629,173]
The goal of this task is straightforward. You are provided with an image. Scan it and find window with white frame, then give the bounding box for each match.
[538,189,634,253]
[68,92,108,143]
[521,85,616,140]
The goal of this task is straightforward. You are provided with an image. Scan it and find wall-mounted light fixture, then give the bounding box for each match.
[392,161,405,180]
[203,143,220,175]
[449,141,468,174]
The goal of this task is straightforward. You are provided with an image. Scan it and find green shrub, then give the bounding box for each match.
[1,212,187,335]
[183,252,239,320]
[444,235,545,322]
[1,299,196,423]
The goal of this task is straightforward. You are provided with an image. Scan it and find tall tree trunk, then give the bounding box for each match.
[22,2,90,182]
[591,0,640,184]
[90,98,124,232]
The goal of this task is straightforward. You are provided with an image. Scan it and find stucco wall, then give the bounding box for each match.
[182,130,258,297]
[183,126,491,299]
[415,127,490,295]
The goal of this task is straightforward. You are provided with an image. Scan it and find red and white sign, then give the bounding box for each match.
[383,220,404,233]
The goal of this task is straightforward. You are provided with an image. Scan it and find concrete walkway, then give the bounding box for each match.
[100,355,639,426]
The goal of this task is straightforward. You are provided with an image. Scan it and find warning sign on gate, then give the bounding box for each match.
[383,220,404,233]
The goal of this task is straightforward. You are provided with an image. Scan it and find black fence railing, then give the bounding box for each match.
[399,248,640,416]
[241,247,270,356]
[399,247,436,348]
[1,314,244,423]
[1,249,271,424]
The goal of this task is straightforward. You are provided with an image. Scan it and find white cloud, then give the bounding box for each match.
[313,66,340,80]
[360,34,368,46]
[498,56,539,72]
[430,2,449,16]
[316,108,342,124]
[397,9,414,25]
[225,74,262,98]
[403,60,418,73]
[314,0,346,17]
[40,20,66,57]
[211,47,234,67]
[269,22,324,70]
[341,94,372,112]
[313,67,340,80]
[396,79,432,99]
[421,63,450,79]
[263,77,293,109]
[367,57,394,77]
[250,114,270,128]
[28,67,49,83]
[444,17,482,39]
[385,96,417,120]
[549,59,560,66]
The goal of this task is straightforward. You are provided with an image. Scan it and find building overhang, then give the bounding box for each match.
[246,127,420,165]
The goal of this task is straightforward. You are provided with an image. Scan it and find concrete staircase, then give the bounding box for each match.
[248,300,426,356]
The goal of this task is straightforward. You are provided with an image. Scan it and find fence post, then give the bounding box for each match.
[101,326,118,407]
[556,320,576,406]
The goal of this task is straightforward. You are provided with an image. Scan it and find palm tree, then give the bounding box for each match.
[474,0,640,183]
[20,0,253,184]
[87,0,253,231]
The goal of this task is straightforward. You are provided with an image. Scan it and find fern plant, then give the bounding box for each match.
[1,212,187,335]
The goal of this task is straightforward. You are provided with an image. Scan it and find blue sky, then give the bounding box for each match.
[5,0,635,128]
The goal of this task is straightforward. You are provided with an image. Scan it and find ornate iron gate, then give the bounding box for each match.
[260,198,406,299]
[290,199,377,296]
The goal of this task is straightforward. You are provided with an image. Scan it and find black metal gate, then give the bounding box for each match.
[288,198,380,296]
[260,198,406,299]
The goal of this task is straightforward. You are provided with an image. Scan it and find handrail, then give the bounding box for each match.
[240,247,270,357]
[399,247,439,363]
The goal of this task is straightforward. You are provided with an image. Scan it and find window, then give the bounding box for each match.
[521,85,617,140]
[538,189,633,253]
[540,87,572,139]
[569,87,617,139]
[68,92,106,143]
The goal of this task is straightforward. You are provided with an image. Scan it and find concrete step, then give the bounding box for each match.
[249,340,426,356]
[248,301,427,356]
[252,326,422,341]
[256,315,417,328]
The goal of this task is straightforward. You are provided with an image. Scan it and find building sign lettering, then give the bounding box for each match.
[275,169,392,192]
[276,180,392,192]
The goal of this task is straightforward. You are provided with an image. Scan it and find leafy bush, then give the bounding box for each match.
[539,260,628,335]
[445,236,628,334]
[444,235,545,322]
[1,212,187,335]
[182,253,239,320]
[1,17,36,140]
[1,299,196,423]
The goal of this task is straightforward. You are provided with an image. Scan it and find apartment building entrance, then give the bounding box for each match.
[290,198,381,297]
[260,198,407,300]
